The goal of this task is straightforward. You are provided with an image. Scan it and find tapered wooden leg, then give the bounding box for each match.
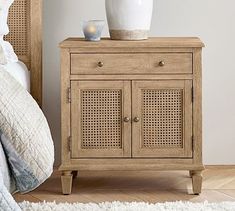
[61,171,73,195]
[191,170,203,195]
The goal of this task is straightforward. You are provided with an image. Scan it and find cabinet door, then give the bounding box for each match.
[132,80,192,158]
[71,81,131,158]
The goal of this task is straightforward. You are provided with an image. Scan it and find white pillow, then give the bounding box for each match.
[0,42,7,64]
[0,36,18,64]
[4,61,30,91]
[0,0,14,35]
[0,0,18,64]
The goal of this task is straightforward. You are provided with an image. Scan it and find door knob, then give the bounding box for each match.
[123,117,130,122]
[133,117,140,122]
[97,61,104,67]
[159,61,165,67]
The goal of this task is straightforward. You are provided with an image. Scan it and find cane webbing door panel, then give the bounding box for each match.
[132,80,193,158]
[71,81,131,158]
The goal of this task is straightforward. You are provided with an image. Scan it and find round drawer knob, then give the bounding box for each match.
[123,117,130,123]
[97,61,104,67]
[159,61,165,67]
[133,117,140,122]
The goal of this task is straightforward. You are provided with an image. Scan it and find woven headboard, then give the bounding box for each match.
[5,0,42,106]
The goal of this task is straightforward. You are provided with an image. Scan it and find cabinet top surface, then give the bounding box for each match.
[60,37,204,48]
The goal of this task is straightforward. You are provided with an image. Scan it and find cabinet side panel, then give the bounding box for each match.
[60,49,71,164]
[184,80,193,157]
[193,48,203,164]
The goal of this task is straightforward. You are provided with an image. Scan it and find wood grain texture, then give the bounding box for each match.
[6,0,42,106]
[60,48,72,193]
[59,37,204,195]
[132,80,192,158]
[60,37,204,48]
[69,47,195,54]
[30,0,43,106]
[192,48,203,165]
[70,74,194,80]
[60,49,71,164]
[71,81,132,158]
[71,53,192,75]
[61,171,73,195]
[192,170,203,194]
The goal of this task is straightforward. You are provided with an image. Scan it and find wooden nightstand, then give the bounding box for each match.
[59,37,204,195]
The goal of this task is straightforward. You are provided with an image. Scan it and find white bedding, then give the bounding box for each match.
[0,1,52,209]
[0,68,54,194]
[0,61,29,195]
[4,61,30,91]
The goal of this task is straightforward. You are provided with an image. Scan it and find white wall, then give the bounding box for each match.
[43,0,235,166]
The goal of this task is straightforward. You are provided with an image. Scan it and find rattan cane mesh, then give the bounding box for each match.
[5,0,30,56]
[142,89,183,148]
[81,90,122,149]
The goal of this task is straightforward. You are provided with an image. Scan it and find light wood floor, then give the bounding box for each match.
[14,167,235,203]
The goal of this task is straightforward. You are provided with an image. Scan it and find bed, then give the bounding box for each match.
[5,0,42,106]
[1,0,43,189]
[4,60,30,91]
[0,1,53,209]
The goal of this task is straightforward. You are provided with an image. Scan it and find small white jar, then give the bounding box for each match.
[105,0,153,40]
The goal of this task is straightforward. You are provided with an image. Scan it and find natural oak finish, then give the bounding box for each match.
[192,170,203,195]
[71,53,192,75]
[5,0,43,106]
[60,37,205,48]
[71,81,131,158]
[14,167,235,204]
[61,171,73,195]
[132,80,192,158]
[59,37,204,195]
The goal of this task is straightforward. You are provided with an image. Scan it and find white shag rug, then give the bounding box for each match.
[18,201,235,211]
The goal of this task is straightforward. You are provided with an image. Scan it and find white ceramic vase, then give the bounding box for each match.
[105,0,153,40]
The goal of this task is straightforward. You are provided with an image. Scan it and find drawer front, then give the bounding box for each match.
[71,53,192,75]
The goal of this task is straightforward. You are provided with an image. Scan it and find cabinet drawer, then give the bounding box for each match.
[71,53,192,75]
